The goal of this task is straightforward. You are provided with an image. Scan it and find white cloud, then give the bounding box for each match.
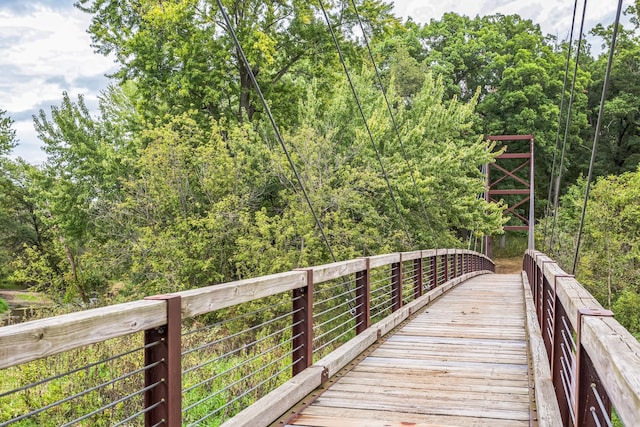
[392,0,632,42]
[0,2,116,163]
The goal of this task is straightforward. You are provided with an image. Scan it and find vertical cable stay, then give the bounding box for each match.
[214,0,337,263]
[318,0,413,245]
[544,0,579,249]
[349,0,436,247]
[572,0,624,274]
[549,0,588,254]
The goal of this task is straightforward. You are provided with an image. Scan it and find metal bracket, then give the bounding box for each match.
[574,308,614,424]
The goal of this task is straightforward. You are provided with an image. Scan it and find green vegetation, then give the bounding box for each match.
[0,297,7,314]
[493,232,529,259]
[2,1,640,424]
[545,169,640,340]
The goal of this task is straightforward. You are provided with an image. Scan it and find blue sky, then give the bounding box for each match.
[0,0,631,164]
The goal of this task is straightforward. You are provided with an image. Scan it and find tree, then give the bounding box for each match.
[546,169,640,337]
[588,17,640,175]
[76,0,396,128]
[398,13,591,216]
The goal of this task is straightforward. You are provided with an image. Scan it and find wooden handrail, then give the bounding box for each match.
[524,250,640,427]
[0,248,494,426]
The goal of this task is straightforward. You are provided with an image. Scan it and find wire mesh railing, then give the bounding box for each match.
[524,250,640,427]
[0,249,494,427]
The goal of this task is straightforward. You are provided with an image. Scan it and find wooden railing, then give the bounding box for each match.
[523,250,640,427]
[0,249,493,427]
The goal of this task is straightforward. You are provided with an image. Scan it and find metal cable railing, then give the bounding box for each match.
[0,249,494,426]
[523,250,640,427]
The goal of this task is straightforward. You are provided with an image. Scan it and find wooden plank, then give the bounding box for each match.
[292,406,529,427]
[335,374,529,395]
[0,299,166,369]
[400,250,422,261]
[179,270,306,317]
[310,396,530,421]
[325,382,531,404]
[291,273,532,424]
[311,259,366,284]
[221,365,325,427]
[368,253,400,269]
[315,328,378,378]
[521,272,562,426]
[528,249,640,426]
[581,316,640,426]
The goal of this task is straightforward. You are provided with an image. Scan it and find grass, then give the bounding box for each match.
[15,293,39,303]
[492,232,528,259]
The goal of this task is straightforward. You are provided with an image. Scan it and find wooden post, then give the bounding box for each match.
[144,295,182,427]
[391,255,402,311]
[413,258,423,300]
[575,308,614,426]
[551,301,572,426]
[443,253,449,284]
[431,253,438,289]
[452,251,458,278]
[292,269,313,376]
[355,259,370,334]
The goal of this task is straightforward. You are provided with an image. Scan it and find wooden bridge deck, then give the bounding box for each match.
[285,274,532,427]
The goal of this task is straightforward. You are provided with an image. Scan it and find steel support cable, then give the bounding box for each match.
[214,0,337,263]
[549,0,589,253]
[572,0,623,275]
[349,0,435,246]
[544,0,579,247]
[318,0,412,245]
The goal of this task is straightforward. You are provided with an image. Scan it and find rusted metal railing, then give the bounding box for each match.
[0,249,493,427]
[523,250,640,427]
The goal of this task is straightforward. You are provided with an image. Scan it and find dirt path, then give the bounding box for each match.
[494,257,523,274]
[0,290,51,308]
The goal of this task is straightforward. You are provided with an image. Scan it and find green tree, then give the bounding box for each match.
[589,16,640,175]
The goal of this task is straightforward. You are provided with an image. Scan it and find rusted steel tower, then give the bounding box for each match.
[485,134,535,257]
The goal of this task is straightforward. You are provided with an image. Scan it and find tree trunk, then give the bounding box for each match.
[62,240,88,304]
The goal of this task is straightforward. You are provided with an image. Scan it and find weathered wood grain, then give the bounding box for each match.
[528,249,640,426]
[310,259,367,284]
[221,365,325,427]
[288,274,536,426]
[0,299,166,369]
[179,270,306,317]
[521,271,562,427]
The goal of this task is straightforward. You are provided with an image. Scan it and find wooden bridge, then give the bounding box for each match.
[1,250,639,426]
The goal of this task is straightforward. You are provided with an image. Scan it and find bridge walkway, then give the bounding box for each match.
[284,274,532,427]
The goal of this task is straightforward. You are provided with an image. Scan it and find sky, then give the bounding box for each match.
[0,0,632,164]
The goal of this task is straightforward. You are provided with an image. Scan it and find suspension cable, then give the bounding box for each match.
[572,0,623,274]
[214,0,337,262]
[349,0,436,247]
[544,0,579,248]
[549,0,588,253]
[318,0,412,244]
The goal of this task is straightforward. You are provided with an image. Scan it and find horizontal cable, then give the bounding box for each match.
[184,319,299,375]
[59,380,163,427]
[183,296,295,338]
[183,307,299,356]
[0,338,159,399]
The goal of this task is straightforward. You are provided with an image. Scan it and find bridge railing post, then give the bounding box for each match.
[143,294,182,427]
[431,252,438,289]
[391,254,403,311]
[443,252,449,283]
[355,259,370,335]
[453,251,458,278]
[292,269,314,376]
[575,308,614,427]
[413,258,423,300]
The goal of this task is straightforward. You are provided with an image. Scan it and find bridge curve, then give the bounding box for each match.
[282,273,533,426]
[1,250,639,427]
